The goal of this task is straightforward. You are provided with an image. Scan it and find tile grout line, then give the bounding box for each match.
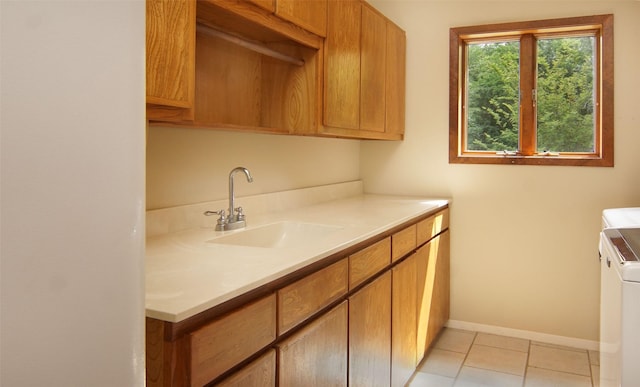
[587,350,595,387]
[522,338,532,387]
[453,330,478,383]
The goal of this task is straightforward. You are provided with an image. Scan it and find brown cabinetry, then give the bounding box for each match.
[417,231,450,361]
[323,0,360,131]
[391,252,418,387]
[392,224,417,262]
[146,0,323,134]
[214,349,276,387]
[349,271,392,387]
[146,0,195,121]
[190,295,276,386]
[278,301,348,387]
[145,208,449,386]
[323,0,406,139]
[146,0,404,140]
[278,259,348,334]
[349,237,391,289]
[245,0,275,13]
[276,0,327,37]
[385,20,407,136]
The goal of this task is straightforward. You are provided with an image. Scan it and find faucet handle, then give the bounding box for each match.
[204,210,227,227]
[234,207,246,222]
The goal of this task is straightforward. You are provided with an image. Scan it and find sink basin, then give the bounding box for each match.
[207,221,344,248]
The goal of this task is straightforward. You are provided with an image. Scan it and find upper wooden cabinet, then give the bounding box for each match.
[146,0,404,140]
[323,0,360,130]
[242,0,327,36]
[385,18,406,137]
[146,0,196,121]
[323,0,406,140]
[245,0,275,13]
[146,0,324,134]
[276,0,327,37]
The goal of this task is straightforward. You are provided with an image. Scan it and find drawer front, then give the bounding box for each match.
[278,258,348,335]
[349,237,391,289]
[392,224,417,262]
[190,294,276,387]
[417,209,449,245]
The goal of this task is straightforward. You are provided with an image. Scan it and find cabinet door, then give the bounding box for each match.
[385,21,406,136]
[278,301,348,387]
[276,0,327,36]
[430,231,450,350]
[146,0,195,119]
[416,231,450,362]
[391,254,417,387]
[324,0,361,130]
[214,350,276,387]
[360,3,387,132]
[349,272,392,387]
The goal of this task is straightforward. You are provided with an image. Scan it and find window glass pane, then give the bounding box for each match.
[536,36,595,153]
[465,41,519,152]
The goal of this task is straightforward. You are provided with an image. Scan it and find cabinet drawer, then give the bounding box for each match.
[349,237,391,289]
[278,258,348,335]
[190,294,276,387]
[392,224,417,262]
[417,209,449,245]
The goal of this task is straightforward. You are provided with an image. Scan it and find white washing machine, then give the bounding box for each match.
[600,208,640,387]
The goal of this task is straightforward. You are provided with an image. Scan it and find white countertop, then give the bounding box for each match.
[146,194,449,322]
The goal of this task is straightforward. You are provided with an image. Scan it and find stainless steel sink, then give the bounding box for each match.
[207,221,343,248]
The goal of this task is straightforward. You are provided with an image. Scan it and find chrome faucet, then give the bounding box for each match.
[204,167,254,231]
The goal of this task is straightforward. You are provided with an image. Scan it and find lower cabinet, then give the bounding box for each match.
[214,350,276,387]
[146,209,450,387]
[391,252,418,387]
[349,271,392,387]
[417,231,451,362]
[277,301,348,387]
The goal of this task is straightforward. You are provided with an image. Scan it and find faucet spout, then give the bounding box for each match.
[228,167,253,226]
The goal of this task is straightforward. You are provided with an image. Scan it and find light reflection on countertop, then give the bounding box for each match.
[146,194,449,322]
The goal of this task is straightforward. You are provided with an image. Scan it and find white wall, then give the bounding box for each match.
[0,1,145,385]
[364,0,640,341]
[146,127,361,209]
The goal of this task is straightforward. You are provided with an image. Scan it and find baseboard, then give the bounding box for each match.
[446,320,599,351]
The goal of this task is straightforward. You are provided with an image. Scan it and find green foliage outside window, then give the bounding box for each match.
[467,41,519,151]
[465,36,595,153]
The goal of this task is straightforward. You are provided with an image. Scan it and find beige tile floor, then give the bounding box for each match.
[409,328,600,387]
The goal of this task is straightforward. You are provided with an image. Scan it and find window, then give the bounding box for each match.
[449,15,613,166]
